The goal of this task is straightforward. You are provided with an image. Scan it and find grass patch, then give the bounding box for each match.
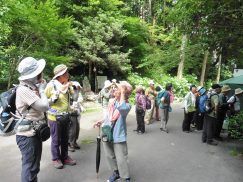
[82,107,102,115]
[80,138,95,144]
[230,149,239,156]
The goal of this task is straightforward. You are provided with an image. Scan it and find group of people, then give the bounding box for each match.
[15,56,133,182]
[12,56,243,182]
[15,57,83,182]
[182,84,243,145]
[134,81,174,134]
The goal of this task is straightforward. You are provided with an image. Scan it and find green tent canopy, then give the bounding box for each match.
[220,75,243,85]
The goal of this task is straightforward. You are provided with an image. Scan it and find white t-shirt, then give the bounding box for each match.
[227,95,240,112]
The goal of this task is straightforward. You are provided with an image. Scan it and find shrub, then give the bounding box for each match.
[127,72,199,104]
[228,112,243,140]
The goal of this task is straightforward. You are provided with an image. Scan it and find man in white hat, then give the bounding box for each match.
[144,80,157,125]
[227,88,243,115]
[99,80,112,113]
[45,64,76,169]
[16,57,49,182]
[215,85,231,140]
[68,81,84,151]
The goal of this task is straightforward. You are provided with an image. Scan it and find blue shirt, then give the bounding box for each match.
[112,101,131,143]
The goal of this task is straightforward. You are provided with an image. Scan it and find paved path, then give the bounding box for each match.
[0,103,243,182]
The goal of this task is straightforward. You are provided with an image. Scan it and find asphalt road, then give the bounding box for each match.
[0,103,243,182]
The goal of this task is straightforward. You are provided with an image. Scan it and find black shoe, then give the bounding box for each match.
[215,137,223,141]
[74,143,80,149]
[207,141,218,146]
[183,130,190,133]
[202,139,206,143]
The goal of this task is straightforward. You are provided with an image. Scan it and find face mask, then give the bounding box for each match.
[27,77,38,84]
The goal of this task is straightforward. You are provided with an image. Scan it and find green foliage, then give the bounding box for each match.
[228,112,243,140]
[127,72,198,100]
[0,0,75,88]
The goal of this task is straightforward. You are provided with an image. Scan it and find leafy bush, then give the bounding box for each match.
[228,112,243,140]
[127,72,199,104]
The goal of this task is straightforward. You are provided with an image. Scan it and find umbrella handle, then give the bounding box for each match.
[98,127,101,137]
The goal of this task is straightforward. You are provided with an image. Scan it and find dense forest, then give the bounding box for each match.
[0,0,243,96]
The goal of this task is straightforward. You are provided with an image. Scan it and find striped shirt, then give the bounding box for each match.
[15,82,44,136]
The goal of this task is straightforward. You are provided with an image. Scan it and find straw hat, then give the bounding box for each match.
[53,64,68,79]
[18,57,46,80]
[104,80,112,89]
[221,85,231,93]
[235,88,243,95]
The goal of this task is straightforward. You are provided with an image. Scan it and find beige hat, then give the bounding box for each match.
[235,88,243,95]
[135,85,144,93]
[221,85,231,93]
[18,57,46,80]
[53,64,68,79]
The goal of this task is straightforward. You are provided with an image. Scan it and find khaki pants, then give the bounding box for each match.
[103,142,130,179]
[144,99,155,125]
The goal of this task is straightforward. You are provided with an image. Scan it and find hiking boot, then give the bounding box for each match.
[68,145,75,152]
[53,159,63,169]
[207,140,218,146]
[107,171,120,182]
[215,136,223,141]
[63,156,76,166]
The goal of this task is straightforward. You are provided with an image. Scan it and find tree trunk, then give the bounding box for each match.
[88,60,92,83]
[177,34,187,79]
[148,0,152,22]
[7,59,17,89]
[216,53,222,83]
[200,50,209,86]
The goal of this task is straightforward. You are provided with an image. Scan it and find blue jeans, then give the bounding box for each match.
[16,135,42,182]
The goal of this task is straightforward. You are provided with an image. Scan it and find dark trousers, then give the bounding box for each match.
[136,108,145,133]
[215,112,226,138]
[196,113,205,130]
[202,115,215,143]
[16,135,42,182]
[155,104,160,121]
[182,110,194,131]
[69,115,80,146]
[49,118,69,161]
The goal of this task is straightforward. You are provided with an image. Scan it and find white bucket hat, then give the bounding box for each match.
[72,81,82,88]
[18,57,46,81]
[235,88,243,95]
[104,80,112,89]
[148,80,155,85]
[53,64,68,79]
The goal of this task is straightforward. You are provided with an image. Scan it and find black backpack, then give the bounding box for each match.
[0,86,18,136]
